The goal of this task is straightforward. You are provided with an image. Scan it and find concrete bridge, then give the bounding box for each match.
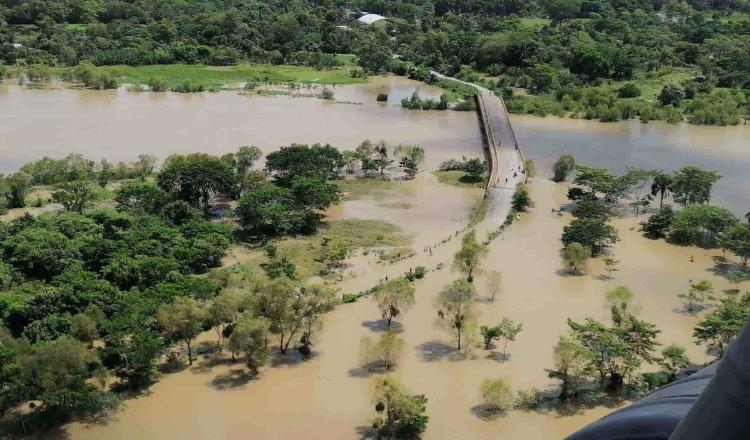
[431,72,526,225]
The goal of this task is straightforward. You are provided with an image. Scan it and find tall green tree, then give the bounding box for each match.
[52,180,99,213]
[669,166,721,207]
[156,297,208,365]
[157,153,237,212]
[694,294,750,358]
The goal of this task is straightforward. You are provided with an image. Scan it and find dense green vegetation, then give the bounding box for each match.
[0,138,432,433]
[3,0,749,123]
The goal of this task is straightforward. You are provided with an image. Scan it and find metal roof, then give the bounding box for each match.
[357,14,386,25]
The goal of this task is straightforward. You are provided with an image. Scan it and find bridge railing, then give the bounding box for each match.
[473,93,500,189]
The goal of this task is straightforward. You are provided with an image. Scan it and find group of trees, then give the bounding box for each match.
[0,177,233,425]
[557,159,749,273]
[547,291,670,398]
[0,142,357,430]
[637,166,750,266]
[0,153,156,212]
[560,164,624,271]
[343,140,426,180]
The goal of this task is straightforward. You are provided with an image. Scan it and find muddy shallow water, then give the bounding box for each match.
[2,78,749,439]
[66,180,740,440]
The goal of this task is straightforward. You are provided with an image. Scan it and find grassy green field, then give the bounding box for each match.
[106,63,367,89]
[433,171,486,188]
[517,18,552,29]
[276,219,412,279]
[64,23,87,31]
[337,177,404,200]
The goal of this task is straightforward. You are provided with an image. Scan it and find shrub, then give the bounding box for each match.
[321,88,334,100]
[148,77,167,92]
[641,206,674,238]
[342,293,360,303]
[376,93,388,102]
[618,83,641,98]
[413,266,426,279]
[480,378,515,412]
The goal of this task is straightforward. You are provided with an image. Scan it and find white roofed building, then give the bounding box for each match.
[357,14,386,25]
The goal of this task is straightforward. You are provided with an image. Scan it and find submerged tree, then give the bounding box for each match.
[718,223,750,267]
[360,330,405,371]
[566,316,660,390]
[479,378,515,412]
[497,317,523,360]
[562,217,618,256]
[208,291,245,351]
[659,344,690,380]
[485,270,502,302]
[480,325,501,350]
[693,294,750,358]
[546,336,591,400]
[651,171,673,209]
[228,313,269,375]
[678,280,715,314]
[298,284,338,353]
[453,230,487,282]
[373,278,416,327]
[562,242,591,274]
[371,376,429,439]
[394,144,426,180]
[669,166,720,207]
[512,186,532,212]
[552,155,576,182]
[436,279,478,350]
[605,286,636,328]
[602,256,619,279]
[254,278,301,354]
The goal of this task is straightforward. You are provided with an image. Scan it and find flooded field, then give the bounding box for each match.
[2,77,749,439]
[66,180,735,440]
[0,77,481,173]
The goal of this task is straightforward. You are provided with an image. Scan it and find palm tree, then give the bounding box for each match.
[651,171,673,208]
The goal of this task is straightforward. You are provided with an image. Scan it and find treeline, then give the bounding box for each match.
[4,1,750,123]
[504,75,748,125]
[0,153,156,211]
[0,141,383,432]
[3,0,749,89]
[0,139,433,432]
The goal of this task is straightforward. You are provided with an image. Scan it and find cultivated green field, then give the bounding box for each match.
[106,62,366,89]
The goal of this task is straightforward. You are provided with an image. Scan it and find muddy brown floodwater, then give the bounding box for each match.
[2,77,748,439]
[0,77,481,173]
[65,180,740,440]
